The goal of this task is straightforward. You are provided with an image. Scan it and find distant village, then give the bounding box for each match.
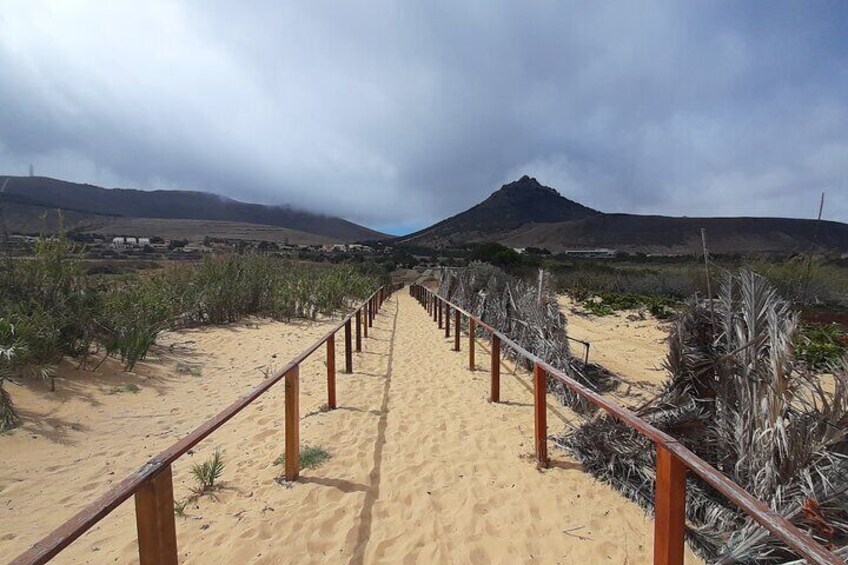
[4,232,394,263]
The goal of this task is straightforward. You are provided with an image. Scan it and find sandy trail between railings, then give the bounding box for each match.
[1,292,701,564]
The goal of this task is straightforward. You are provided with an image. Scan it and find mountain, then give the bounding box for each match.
[400,176,599,245]
[398,177,848,255]
[0,176,386,242]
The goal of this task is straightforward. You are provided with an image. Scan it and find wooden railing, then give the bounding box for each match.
[410,284,844,565]
[10,283,404,565]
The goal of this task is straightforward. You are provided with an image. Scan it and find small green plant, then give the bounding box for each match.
[0,319,23,432]
[274,445,331,470]
[796,323,848,370]
[173,499,188,518]
[190,449,225,494]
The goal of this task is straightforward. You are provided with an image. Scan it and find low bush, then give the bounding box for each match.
[796,323,848,370]
[576,291,681,319]
[275,445,332,470]
[0,235,384,430]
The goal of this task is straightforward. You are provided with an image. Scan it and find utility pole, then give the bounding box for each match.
[0,177,10,258]
[801,192,825,307]
[701,228,715,334]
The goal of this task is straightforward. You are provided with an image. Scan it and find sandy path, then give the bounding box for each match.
[344,292,701,564]
[2,292,701,564]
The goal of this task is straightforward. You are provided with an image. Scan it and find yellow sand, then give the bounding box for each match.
[1,292,701,564]
[558,295,674,407]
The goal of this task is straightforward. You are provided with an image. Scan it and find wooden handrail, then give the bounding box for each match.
[11,284,402,565]
[410,284,843,565]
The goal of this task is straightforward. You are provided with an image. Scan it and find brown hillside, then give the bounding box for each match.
[398,177,848,255]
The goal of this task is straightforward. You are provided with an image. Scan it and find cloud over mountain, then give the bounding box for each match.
[1,2,846,233]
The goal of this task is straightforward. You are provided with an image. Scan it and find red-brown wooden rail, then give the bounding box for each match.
[10,284,402,565]
[409,284,842,565]
[454,309,461,351]
[469,319,476,370]
[533,362,549,468]
[344,320,353,374]
[355,310,362,352]
[284,364,300,481]
[491,335,500,403]
[327,334,336,409]
[135,465,178,564]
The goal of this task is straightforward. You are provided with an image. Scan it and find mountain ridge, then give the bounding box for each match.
[0,175,386,242]
[398,176,848,255]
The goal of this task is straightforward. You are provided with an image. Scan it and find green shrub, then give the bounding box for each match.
[577,291,681,318]
[796,324,848,370]
[274,445,331,470]
[0,236,383,425]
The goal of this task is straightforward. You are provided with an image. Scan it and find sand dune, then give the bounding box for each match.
[558,295,673,407]
[1,293,701,564]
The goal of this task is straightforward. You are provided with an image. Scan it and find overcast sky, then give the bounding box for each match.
[1,2,846,234]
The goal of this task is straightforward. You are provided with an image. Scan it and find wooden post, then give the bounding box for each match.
[454,309,461,351]
[491,335,500,403]
[327,334,336,409]
[433,296,438,322]
[344,320,353,374]
[654,446,686,565]
[445,304,450,338]
[368,297,374,328]
[533,362,549,468]
[135,465,178,565]
[285,365,300,481]
[355,310,362,352]
[438,298,443,328]
[469,319,476,370]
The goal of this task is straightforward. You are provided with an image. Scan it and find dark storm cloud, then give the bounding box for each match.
[1,1,846,233]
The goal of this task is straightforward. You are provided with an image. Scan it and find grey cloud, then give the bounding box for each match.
[0,1,846,233]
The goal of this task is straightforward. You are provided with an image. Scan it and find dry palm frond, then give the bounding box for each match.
[440,263,616,410]
[558,270,848,562]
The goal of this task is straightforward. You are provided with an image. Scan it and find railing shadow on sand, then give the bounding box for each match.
[10,283,405,565]
[410,283,843,565]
